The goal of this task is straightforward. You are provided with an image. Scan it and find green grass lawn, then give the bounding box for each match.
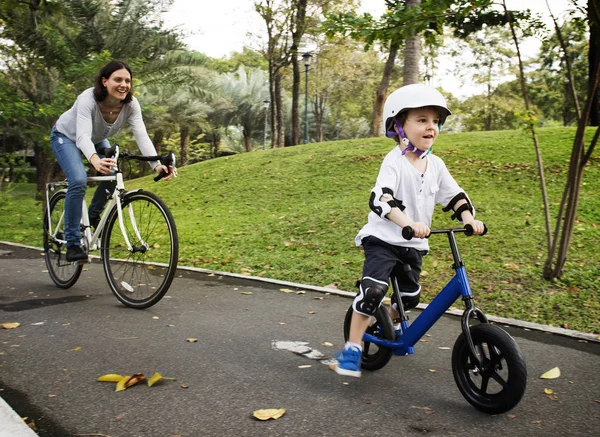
[1,127,599,333]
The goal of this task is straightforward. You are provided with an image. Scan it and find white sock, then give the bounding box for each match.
[345,341,362,352]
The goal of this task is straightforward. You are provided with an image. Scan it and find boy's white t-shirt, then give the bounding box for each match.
[355,146,467,251]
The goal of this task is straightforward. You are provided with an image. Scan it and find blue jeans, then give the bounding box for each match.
[50,127,113,247]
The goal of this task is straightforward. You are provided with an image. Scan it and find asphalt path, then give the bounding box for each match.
[1,242,599,437]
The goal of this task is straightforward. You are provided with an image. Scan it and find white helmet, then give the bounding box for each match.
[383,84,451,134]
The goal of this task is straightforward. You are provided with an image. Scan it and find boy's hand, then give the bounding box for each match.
[409,221,430,238]
[463,219,485,235]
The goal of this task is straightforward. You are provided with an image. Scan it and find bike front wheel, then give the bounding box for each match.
[343,304,394,371]
[452,323,527,414]
[101,190,178,309]
[43,190,83,288]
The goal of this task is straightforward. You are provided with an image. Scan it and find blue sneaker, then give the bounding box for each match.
[334,346,362,377]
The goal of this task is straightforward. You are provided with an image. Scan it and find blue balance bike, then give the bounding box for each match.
[343,225,527,414]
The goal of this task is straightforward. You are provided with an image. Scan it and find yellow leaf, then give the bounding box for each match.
[186,338,198,342]
[544,388,553,395]
[1,322,20,329]
[115,375,132,392]
[280,288,295,293]
[147,372,176,387]
[253,409,286,421]
[97,374,124,383]
[428,369,437,373]
[240,291,253,295]
[147,265,156,270]
[66,346,81,352]
[540,367,561,379]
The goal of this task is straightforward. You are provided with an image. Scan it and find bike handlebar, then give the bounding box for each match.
[401,223,488,240]
[99,144,176,182]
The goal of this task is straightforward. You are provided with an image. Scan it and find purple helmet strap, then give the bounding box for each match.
[395,121,428,159]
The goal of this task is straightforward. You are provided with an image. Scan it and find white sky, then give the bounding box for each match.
[162,0,582,97]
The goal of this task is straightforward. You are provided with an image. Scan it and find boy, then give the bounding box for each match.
[335,83,485,377]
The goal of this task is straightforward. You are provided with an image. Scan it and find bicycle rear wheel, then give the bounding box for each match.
[101,190,178,309]
[43,190,83,288]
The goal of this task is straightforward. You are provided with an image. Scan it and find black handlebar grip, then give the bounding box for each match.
[402,226,414,240]
[464,224,488,236]
[153,171,167,182]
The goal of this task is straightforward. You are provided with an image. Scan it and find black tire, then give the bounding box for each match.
[101,191,178,309]
[43,190,83,289]
[343,305,394,371]
[452,323,527,414]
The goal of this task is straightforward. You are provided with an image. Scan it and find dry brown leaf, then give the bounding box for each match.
[253,408,286,421]
[1,322,20,329]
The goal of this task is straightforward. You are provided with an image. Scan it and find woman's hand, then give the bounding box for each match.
[154,164,177,181]
[90,154,116,175]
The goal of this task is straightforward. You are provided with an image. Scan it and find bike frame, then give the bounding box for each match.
[363,229,488,363]
[45,146,146,255]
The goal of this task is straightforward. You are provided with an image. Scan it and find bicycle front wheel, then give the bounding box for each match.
[101,190,178,309]
[43,190,83,288]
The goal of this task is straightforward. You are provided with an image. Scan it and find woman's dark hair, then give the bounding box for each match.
[93,60,133,103]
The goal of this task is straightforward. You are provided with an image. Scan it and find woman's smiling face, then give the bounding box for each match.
[401,107,440,151]
[102,68,131,102]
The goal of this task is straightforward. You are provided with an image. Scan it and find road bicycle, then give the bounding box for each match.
[43,145,179,309]
[343,225,527,414]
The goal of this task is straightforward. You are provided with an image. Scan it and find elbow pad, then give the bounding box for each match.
[369,187,405,219]
[443,192,474,221]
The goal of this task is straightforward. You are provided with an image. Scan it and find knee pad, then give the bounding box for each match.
[353,277,388,316]
[391,287,421,311]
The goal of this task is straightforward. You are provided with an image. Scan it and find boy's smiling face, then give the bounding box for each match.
[401,107,440,152]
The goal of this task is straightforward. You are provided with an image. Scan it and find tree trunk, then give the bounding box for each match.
[152,128,164,155]
[243,130,253,152]
[402,0,421,85]
[275,73,285,147]
[33,142,52,200]
[370,40,400,137]
[291,53,300,145]
[179,126,189,166]
[589,0,600,126]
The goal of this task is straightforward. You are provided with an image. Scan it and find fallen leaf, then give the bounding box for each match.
[322,342,333,347]
[48,394,57,398]
[506,414,516,419]
[295,291,306,295]
[298,365,312,369]
[280,288,295,293]
[253,408,286,421]
[115,375,132,392]
[152,316,160,320]
[240,291,253,295]
[1,322,20,329]
[308,311,316,314]
[428,369,437,373]
[531,420,543,424]
[97,374,124,383]
[540,367,561,379]
[278,322,285,325]
[180,384,189,389]
[66,346,82,352]
[544,388,553,395]
[438,347,451,350]
[186,338,198,343]
[147,372,177,387]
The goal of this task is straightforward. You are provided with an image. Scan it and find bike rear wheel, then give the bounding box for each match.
[101,190,178,309]
[43,190,83,288]
[343,305,394,371]
[452,323,527,414]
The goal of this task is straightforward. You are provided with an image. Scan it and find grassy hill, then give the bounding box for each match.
[1,127,599,333]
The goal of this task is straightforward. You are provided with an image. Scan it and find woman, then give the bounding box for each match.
[50,60,176,262]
